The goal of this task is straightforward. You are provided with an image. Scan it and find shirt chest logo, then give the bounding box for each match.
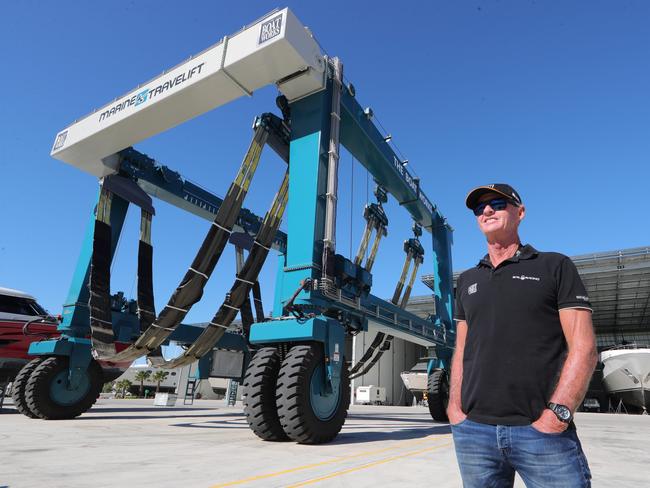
[512,274,540,282]
[468,283,478,294]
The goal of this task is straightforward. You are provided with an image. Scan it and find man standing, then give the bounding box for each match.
[448,183,598,487]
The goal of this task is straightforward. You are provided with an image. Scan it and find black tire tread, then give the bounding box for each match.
[427,369,449,422]
[25,356,102,420]
[242,347,288,441]
[11,358,43,418]
[276,344,349,444]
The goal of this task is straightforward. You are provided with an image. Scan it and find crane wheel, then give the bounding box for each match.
[242,347,288,441]
[10,358,44,418]
[427,369,449,422]
[24,356,103,420]
[276,344,349,444]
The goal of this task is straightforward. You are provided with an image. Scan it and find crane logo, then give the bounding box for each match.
[99,63,205,123]
[259,14,283,44]
[135,89,149,106]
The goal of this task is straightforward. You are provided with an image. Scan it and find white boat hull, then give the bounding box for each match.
[600,348,650,411]
[400,371,428,392]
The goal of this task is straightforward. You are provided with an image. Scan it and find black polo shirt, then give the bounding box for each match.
[454,244,592,426]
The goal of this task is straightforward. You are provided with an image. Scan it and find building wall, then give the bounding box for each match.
[350,331,426,406]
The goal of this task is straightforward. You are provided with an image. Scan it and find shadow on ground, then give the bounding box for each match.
[77,410,246,421]
[332,424,451,444]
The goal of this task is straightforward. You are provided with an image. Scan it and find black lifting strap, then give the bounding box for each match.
[350,226,425,380]
[239,293,255,340]
[136,213,165,363]
[349,186,391,377]
[93,125,269,362]
[348,331,385,376]
[89,217,114,358]
[234,244,255,340]
[137,218,155,333]
[89,179,156,360]
[350,333,393,380]
[150,169,289,369]
[252,281,265,322]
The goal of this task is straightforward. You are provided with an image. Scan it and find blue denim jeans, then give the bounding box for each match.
[451,419,592,487]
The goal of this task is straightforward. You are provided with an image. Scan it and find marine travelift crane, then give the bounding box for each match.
[19,8,455,444]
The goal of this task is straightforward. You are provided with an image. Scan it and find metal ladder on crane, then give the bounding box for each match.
[184,378,198,405]
[226,380,239,406]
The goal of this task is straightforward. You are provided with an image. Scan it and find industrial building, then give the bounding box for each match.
[350,246,650,408]
[114,246,649,408]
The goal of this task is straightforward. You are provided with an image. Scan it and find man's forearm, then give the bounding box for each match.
[551,309,598,412]
[550,344,598,412]
[448,322,467,411]
[448,347,464,408]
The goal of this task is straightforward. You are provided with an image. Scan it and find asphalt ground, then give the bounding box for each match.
[0,399,648,487]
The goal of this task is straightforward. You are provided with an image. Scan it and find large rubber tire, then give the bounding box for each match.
[25,356,103,420]
[427,369,449,422]
[276,344,350,444]
[242,347,288,441]
[10,358,44,418]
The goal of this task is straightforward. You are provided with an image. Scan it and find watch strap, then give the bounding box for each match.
[547,402,572,423]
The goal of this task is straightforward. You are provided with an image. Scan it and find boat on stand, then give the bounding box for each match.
[600,343,650,414]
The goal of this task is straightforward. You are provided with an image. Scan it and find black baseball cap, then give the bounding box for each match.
[465,184,523,210]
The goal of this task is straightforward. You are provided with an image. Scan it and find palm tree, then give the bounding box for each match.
[115,379,132,398]
[152,370,169,393]
[134,370,152,398]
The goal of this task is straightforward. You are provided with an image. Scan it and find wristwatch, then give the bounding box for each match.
[547,402,573,424]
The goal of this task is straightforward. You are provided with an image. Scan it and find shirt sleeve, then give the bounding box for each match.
[556,256,592,311]
[453,274,466,321]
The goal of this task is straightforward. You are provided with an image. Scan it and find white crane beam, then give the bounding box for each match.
[51,8,325,177]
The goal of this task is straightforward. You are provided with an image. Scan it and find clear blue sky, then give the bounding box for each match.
[1,1,648,326]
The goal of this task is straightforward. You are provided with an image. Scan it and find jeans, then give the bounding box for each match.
[451,419,592,487]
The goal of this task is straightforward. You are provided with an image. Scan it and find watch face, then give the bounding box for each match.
[556,405,571,420]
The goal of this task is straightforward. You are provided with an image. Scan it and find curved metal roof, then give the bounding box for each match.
[572,247,650,345]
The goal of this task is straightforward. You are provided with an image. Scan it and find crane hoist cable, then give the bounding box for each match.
[89,124,269,361]
[149,169,289,369]
[350,223,424,380]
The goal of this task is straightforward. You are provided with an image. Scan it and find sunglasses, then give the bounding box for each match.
[472,198,518,216]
